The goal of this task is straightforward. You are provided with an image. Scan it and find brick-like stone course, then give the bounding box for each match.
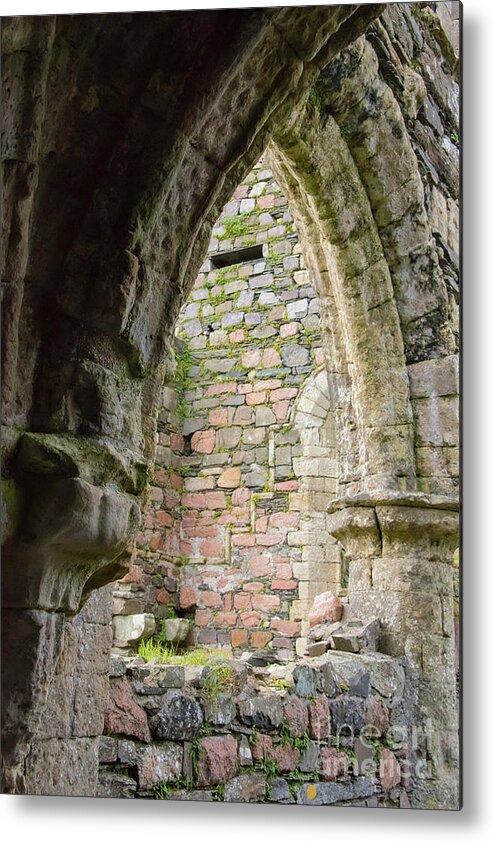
[118,160,341,656]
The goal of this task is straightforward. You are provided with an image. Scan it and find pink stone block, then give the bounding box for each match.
[271,579,298,590]
[180,587,197,609]
[246,391,266,406]
[191,429,216,454]
[242,350,262,368]
[209,408,228,426]
[201,590,223,608]
[262,347,281,367]
[270,387,298,403]
[270,511,299,529]
[230,329,245,343]
[280,322,299,338]
[273,400,290,421]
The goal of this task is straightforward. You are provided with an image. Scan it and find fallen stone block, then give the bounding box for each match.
[112,613,155,646]
[331,618,380,653]
[308,591,343,628]
[163,617,191,643]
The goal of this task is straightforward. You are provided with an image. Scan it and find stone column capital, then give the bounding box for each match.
[327,493,459,563]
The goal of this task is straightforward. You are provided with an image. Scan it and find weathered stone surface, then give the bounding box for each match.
[112,614,155,646]
[149,692,203,741]
[292,664,319,698]
[117,739,139,764]
[299,741,319,773]
[23,736,99,796]
[272,744,300,772]
[191,430,216,454]
[379,748,401,791]
[169,790,214,801]
[129,663,185,692]
[318,747,349,780]
[223,774,266,802]
[318,661,340,697]
[238,695,284,730]
[268,777,293,803]
[329,697,365,738]
[2,2,460,806]
[255,406,277,427]
[112,597,145,616]
[363,697,390,736]
[309,592,343,628]
[217,467,241,488]
[136,743,183,790]
[334,620,377,653]
[281,344,310,367]
[163,618,190,643]
[306,641,329,657]
[250,732,273,764]
[98,736,118,764]
[321,652,400,701]
[354,737,376,775]
[238,734,253,766]
[308,696,331,739]
[104,681,150,742]
[197,735,237,786]
[156,665,186,689]
[203,693,236,726]
[296,778,375,805]
[109,655,127,678]
[283,695,309,738]
[97,772,137,799]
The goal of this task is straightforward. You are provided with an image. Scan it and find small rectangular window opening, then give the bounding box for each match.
[210,244,263,269]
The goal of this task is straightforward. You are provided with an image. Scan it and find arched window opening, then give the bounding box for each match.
[112,157,343,660]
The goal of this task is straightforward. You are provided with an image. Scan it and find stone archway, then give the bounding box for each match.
[1,4,460,808]
[289,365,342,653]
[265,19,460,807]
[2,7,383,794]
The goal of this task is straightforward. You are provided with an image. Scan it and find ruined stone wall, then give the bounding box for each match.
[176,162,338,657]
[23,588,113,795]
[117,161,346,657]
[113,0,461,668]
[2,3,460,806]
[3,5,382,794]
[112,388,185,640]
[99,648,412,807]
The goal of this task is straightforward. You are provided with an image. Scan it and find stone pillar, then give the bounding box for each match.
[327,495,459,810]
[1,446,140,794]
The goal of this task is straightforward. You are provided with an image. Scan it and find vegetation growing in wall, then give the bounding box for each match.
[308,84,324,112]
[137,641,228,665]
[222,213,251,239]
[202,664,235,705]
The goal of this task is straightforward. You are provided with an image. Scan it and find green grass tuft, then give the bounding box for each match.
[137,640,230,665]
